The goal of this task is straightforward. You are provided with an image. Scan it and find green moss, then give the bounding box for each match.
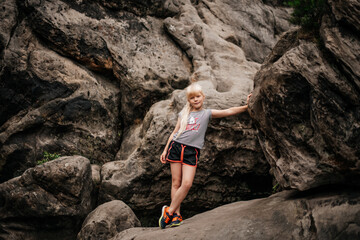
[272,183,280,194]
[37,151,61,165]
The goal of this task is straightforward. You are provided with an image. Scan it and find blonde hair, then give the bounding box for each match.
[176,83,204,139]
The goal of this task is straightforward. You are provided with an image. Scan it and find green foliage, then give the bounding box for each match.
[37,151,61,165]
[286,0,326,30]
[272,183,280,194]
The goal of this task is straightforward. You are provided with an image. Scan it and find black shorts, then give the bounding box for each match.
[166,141,200,167]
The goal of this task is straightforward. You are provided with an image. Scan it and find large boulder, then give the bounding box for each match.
[114,189,360,240]
[99,0,292,223]
[0,0,293,229]
[192,0,292,63]
[99,84,272,225]
[77,200,141,240]
[249,0,360,191]
[0,0,291,186]
[19,0,190,124]
[0,20,120,182]
[0,155,93,240]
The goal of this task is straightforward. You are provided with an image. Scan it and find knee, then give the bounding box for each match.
[181,180,193,190]
[172,178,181,189]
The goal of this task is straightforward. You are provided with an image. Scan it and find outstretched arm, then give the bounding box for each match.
[211,93,251,118]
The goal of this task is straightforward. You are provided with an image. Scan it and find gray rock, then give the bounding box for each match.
[0,0,17,53]
[328,0,360,33]
[97,0,180,17]
[20,0,190,124]
[0,0,291,186]
[114,189,360,240]
[77,200,141,240]
[100,85,271,222]
[91,164,101,186]
[98,1,286,219]
[0,155,93,240]
[192,0,292,63]
[249,0,360,191]
[0,20,120,182]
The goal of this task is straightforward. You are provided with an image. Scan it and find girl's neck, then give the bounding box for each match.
[191,107,203,112]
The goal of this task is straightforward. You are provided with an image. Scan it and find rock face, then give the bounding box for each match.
[0,0,189,182]
[0,19,121,181]
[97,0,292,221]
[100,94,272,223]
[0,0,292,221]
[249,0,360,191]
[0,156,93,240]
[0,0,359,239]
[114,189,360,240]
[77,200,141,240]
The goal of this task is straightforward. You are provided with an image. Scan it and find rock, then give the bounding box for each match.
[0,0,18,53]
[0,0,291,186]
[100,84,272,224]
[320,3,360,85]
[1,0,292,231]
[97,0,180,17]
[328,0,360,33]
[91,164,101,186]
[192,0,292,63]
[0,20,120,182]
[98,1,288,221]
[19,0,190,125]
[90,164,101,209]
[114,188,360,240]
[77,200,141,240]
[249,0,360,191]
[0,155,93,240]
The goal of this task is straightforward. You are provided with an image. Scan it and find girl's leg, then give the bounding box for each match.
[170,162,182,214]
[168,164,197,215]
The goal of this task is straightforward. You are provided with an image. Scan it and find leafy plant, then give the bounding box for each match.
[37,151,61,165]
[286,0,326,30]
[272,183,280,194]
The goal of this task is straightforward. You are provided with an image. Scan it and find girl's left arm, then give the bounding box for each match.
[211,93,251,118]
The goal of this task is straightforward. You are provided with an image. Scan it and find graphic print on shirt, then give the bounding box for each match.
[186,116,200,131]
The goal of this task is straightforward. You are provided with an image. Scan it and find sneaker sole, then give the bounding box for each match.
[169,222,182,227]
[158,205,167,229]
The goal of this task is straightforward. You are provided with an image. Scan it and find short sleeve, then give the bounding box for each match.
[207,109,212,120]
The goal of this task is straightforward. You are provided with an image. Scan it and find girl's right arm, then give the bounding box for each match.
[160,117,181,164]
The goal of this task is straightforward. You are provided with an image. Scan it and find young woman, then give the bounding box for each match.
[159,82,251,228]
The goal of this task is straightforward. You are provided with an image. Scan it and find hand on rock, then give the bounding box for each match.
[247,93,252,105]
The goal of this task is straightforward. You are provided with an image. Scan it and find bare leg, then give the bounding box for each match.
[170,163,182,214]
[168,165,196,215]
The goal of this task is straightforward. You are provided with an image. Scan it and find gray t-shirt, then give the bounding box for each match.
[173,109,212,149]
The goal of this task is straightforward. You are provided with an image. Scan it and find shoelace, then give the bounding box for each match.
[172,214,183,222]
[165,212,173,223]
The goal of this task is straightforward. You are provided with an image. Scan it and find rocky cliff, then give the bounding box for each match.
[0,0,359,239]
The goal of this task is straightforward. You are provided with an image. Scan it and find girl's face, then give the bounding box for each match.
[188,92,205,111]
